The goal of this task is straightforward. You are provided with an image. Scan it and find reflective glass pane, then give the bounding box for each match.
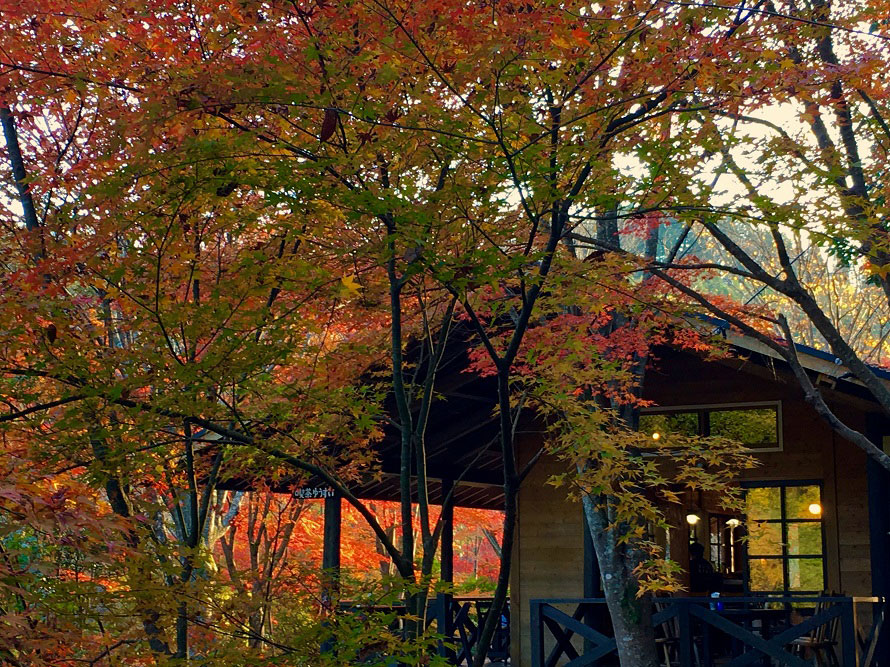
[748,521,783,556]
[710,408,778,448]
[787,558,824,592]
[746,487,781,520]
[786,486,822,519]
[749,558,784,592]
[786,523,823,557]
[639,412,699,443]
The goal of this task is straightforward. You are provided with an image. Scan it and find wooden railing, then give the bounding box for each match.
[530,596,884,667]
[336,595,509,665]
[429,594,510,665]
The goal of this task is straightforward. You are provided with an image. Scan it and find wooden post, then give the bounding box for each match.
[583,510,602,598]
[529,600,543,667]
[582,509,603,653]
[323,491,341,572]
[320,490,341,656]
[678,600,692,667]
[438,479,455,660]
[866,415,890,665]
[441,479,454,585]
[322,491,341,592]
[841,599,856,667]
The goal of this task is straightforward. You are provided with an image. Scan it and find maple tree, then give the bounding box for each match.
[582,0,890,476]
[3,0,887,666]
[681,221,890,364]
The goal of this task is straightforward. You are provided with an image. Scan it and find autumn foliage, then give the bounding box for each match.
[2,0,889,664]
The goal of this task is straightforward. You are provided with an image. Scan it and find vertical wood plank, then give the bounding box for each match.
[867,417,890,666]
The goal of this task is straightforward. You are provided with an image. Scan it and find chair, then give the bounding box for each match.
[857,601,884,667]
[653,599,681,667]
[788,596,841,667]
[653,600,702,667]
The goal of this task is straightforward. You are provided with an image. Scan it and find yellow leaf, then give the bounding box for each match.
[340,275,363,294]
[552,35,573,50]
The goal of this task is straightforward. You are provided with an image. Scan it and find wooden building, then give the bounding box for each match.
[510,335,890,665]
[294,328,890,665]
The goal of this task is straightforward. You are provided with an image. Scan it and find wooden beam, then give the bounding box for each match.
[373,463,503,489]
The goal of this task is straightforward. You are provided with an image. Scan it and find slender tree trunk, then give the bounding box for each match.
[472,372,519,667]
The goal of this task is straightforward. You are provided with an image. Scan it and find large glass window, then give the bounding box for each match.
[639,402,781,452]
[745,482,825,593]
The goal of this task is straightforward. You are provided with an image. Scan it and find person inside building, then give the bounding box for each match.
[689,541,717,593]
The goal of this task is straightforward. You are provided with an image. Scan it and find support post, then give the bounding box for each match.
[441,479,454,585]
[678,600,692,667]
[582,508,604,653]
[841,599,856,667]
[322,491,341,599]
[438,480,455,659]
[529,600,543,667]
[866,415,890,665]
[320,490,341,656]
[583,509,602,597]
[323,490,341,572]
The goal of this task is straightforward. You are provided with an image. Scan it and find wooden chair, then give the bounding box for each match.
[653,599,681,667]
[653,600,702,667]
[788,597,841,667]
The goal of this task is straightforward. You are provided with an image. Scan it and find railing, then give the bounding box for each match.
[430,594,510,665]
[337,595,509,665]
[530,596,884,667]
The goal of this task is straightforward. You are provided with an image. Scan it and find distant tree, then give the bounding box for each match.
[625,0,890,473]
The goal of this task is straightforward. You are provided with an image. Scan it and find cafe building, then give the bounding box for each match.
[292,325,890,666]
[511,333,890,666]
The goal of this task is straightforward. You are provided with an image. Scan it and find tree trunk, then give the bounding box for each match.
[582,493,660,667]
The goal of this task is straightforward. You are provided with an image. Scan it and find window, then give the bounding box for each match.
[639,402,782,452]
[708,514,744,574]
[744,482,825,593]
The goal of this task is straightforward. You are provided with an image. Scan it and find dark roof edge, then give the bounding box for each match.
[698,315,890,382]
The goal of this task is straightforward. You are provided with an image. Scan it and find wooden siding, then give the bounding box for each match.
[510,434,585,665]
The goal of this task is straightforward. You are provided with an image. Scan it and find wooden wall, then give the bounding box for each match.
[508,351,876,666]
[510,434,585,665]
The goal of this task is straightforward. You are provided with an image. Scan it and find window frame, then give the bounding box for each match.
[741,480,827,594]
[639,400,783,452]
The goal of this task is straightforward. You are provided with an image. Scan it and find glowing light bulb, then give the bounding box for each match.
[686,513,701,526]
[808,502,822,516]
[651,432,661,441]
